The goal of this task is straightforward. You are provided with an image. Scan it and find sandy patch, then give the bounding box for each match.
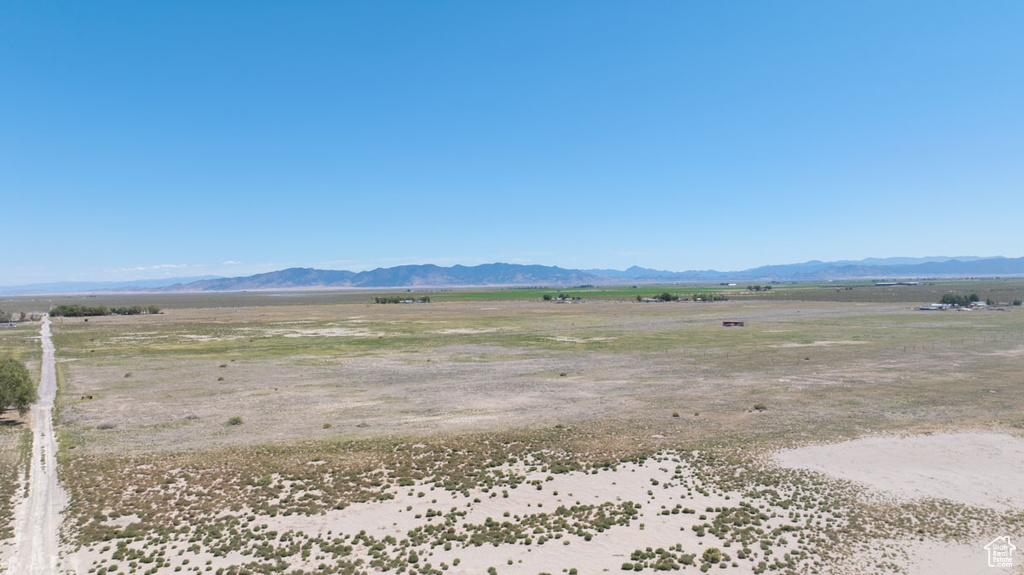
[775,432,1024,511]
[831,537,1023,575]
[177,334,244,341]
[544,336,618,343]
[262,327,384,338]
[772,340,868,348]
[102,514,141,528]
[108,334,171,343]
[982,347,1024,357]
[432,327,504,334]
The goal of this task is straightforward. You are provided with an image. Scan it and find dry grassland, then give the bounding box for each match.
[12,295,1024,573]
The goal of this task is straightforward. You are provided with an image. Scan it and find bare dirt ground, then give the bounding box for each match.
[7,316,67,574]
[775,432,1024,511]
[777,432,1024,574]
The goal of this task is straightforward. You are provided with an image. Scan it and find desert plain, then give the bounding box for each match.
[1,283,1024,574]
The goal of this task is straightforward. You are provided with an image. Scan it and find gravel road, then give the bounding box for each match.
[8,315,66,574]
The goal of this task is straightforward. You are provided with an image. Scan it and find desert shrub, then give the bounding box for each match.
[702,547,723,564]
[227,416,243,426]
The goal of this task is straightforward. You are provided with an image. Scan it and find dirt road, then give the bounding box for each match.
[8,315,66,574]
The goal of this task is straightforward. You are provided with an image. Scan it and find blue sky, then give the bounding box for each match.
[2,1,1022,284]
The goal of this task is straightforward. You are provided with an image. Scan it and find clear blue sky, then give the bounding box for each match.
[2,1,1022,284]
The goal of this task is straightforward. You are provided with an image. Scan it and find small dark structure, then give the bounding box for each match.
[722,321,745,327]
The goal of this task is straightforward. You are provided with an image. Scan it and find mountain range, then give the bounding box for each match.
[3,256,1023,294]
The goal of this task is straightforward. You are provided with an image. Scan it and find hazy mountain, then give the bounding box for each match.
[0,276,222,294]
[5,257,1024,294]
[829,256,992,266]
[161,263,602,291]
[583,265,676,278]
[167,268,357,291]
[156,257,1024,291]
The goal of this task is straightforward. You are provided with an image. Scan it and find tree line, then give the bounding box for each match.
[939,293,980,307]
[636,292,728,302]
[50,304,161,317]
[373,296,430,304]
[0,309,44,323]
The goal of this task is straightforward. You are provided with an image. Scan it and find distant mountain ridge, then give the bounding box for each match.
[0,276,222,294]
[157,256,1024,291]
[4,257,1023,294]
[163,263,601,291]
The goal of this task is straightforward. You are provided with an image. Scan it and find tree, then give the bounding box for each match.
[940,293,972,307]
[0,358,37,416]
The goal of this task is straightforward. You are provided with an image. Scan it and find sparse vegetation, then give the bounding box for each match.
[19,283,1024,573]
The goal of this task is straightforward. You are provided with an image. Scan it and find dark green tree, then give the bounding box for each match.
[0,358,37,416]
